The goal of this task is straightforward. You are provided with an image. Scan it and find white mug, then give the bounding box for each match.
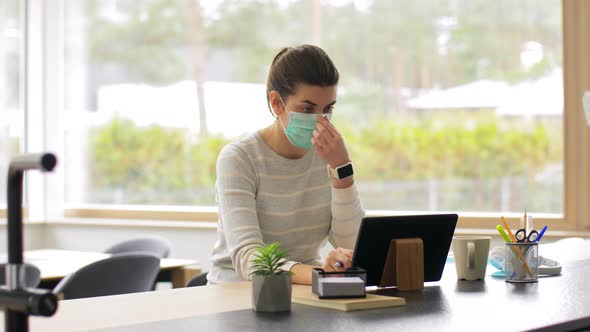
[452,236,491,281]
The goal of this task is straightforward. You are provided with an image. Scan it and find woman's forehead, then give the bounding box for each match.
[289,84,337,104]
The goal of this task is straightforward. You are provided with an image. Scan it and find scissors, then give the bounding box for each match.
[515,228,539,242]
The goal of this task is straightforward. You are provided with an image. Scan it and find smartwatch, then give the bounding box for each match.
[327,162,354,180]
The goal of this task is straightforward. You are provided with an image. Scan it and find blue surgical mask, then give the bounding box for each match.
[277,97,332,149]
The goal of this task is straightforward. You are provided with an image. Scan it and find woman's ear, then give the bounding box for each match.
[268,91,285,117]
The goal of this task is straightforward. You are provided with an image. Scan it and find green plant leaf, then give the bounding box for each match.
[249,242,293,276]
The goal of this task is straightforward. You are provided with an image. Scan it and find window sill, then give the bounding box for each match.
[62,205,577,232]
[0,218,586,239]
[64,205,219,222]
[45,218,218,230]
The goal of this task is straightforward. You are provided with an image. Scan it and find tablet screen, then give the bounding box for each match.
[351,214,458,286]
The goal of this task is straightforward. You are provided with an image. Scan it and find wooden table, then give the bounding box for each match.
[3,242,590,331]
[6,258,589,332]
[1,249,201,289]
[28,282,253,332]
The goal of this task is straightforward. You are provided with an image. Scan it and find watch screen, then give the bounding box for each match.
[337,163,354,179]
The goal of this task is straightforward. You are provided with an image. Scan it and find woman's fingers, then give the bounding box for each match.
[322,248,354,272]
[315,119,336,142]
[312,128,330,147]
[333,253,352,269]
[322,260,337,272]
[314,123,338,152]
[314,116,350,168]
[318,116,340,138]
[311,138,326,154]
[337,247,353,259]
[329,250,352,270]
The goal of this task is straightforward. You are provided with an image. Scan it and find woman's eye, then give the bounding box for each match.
[302,107,313,113]
[324,106,334,114]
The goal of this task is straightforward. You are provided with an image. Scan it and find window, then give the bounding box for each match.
[63,0,563,217]
[0,1,23,209]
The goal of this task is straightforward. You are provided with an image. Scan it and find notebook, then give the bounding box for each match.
[318,277,365,297]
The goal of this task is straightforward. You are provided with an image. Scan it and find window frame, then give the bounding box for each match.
[3,0,588,232]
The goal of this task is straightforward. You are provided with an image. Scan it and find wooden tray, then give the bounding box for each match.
[292,285,405,312]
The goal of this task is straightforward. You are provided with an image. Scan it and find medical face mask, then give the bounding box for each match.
[277,97,332,149]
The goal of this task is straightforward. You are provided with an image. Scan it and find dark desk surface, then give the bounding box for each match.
[94,260,590,332]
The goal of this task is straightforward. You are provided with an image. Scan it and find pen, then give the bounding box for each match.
[536,225,548,242]
[496,224,511,243]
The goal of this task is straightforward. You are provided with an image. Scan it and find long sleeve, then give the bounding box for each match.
[209,132,338,284]
[216,145,263,280]
[329,182,365,250]
[216,145,298,280]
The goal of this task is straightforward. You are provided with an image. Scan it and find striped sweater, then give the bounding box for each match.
[208,131,365,284]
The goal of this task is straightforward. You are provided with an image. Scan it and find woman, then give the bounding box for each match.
[208,45,365,285]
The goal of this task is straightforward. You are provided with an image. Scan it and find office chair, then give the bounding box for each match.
[0,263,41,288]
[104,235,172,258]
[53,254,160,300]
[186,272,208,287]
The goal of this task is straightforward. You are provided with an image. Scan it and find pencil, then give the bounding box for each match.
[501,216,516,242]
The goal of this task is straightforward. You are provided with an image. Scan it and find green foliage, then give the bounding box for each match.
[89,117,230,204]
[84,0,563,89]
[250,242,292,276]
[90,117,186,190]
[189,134,229,186]
[88,116,561,207]
[337,115,560,181]
[86,0,192,83]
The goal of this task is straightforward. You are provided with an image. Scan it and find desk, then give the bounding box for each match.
[10,259,590,332]
[1,249,201,289]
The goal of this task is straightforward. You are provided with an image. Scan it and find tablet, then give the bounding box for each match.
[351,214,458,286]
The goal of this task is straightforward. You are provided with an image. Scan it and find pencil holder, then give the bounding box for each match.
[505,242,539,283]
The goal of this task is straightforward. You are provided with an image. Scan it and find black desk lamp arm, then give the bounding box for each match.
[6,153,56,282]
[1,153,59,332]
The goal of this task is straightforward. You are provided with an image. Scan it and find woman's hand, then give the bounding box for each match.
[311,116,350,168]
[322,247,353,272]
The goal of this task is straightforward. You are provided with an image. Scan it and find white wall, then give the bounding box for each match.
[0,223,48,251]
[40,222,336,272]
[47,223,218,271]
[0,221,218,271]
[0,220,339,273]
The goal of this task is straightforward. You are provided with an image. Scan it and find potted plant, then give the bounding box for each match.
[250,242,293,312]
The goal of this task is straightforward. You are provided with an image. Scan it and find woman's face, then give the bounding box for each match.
[272,84,337,127]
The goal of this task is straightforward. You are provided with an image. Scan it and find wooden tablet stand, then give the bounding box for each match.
[379,238,424,291]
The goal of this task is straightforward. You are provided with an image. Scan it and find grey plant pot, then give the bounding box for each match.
[251,274,292,312]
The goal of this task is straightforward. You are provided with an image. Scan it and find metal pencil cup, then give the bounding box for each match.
[505,242,539,283]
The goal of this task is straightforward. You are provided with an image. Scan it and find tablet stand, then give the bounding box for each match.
[379,238,424,291]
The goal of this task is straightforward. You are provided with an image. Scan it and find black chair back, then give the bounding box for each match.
[53,254,160,300]
[104,236,171,258]
[186,272,208,287]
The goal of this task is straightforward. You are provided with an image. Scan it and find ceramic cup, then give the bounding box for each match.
[452,236,491,281]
